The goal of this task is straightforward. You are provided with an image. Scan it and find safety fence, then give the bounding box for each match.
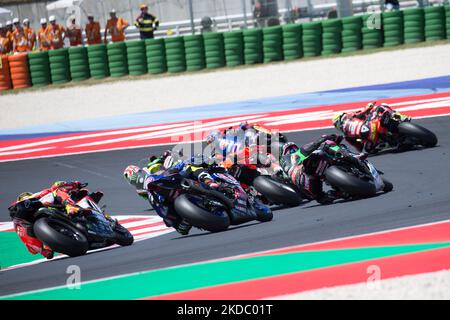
[0,5,449,92]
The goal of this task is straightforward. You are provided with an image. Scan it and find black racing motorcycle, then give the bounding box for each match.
[9,196,133,257]
[319,144,393,199]
[142,168,273,233]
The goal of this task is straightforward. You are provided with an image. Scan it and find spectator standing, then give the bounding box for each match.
[0,23,12,54]
[46,16,65,49]
[12,18,31,52]
[23,19,36,50]
[253,1,266,28]
[385,0,400,11]
[104,9,129,43]
[66,17,82,46]
[135,4,159,40]
[85,14,102,45]
[38,18,50,51]
[5,20,14,53]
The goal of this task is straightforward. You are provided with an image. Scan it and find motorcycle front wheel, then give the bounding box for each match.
[253,175,302,207]
[174,194,230,233]
[33,218,89,257]
[397,122,437,148]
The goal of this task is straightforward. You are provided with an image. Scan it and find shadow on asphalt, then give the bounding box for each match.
[170,221,263,240]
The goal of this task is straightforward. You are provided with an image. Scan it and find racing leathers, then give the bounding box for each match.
[124,157,219,235]
[8,181,103,259]
[279,135,363,204]
[333,103,407,153]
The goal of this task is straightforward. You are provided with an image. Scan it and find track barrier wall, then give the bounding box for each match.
[0,6,449,92]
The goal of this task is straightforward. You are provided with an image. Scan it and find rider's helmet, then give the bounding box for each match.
[17,192,33,202]
[282,142,299,156]
[239,121,250,131]
[206,130,222,145]
[123,165,140,185]
[332,113,344,131]
[147,157,163,174]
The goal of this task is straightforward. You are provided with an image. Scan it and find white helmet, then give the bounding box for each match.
[40,18,47,24]
[12,17,20,24]
[110,9,117,14]
[49,15,56,22]
[23,18,30,24]
[6,20,12,26]
[0,23,3,28]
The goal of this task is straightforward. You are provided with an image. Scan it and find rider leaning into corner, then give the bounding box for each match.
[205,121,283,174]
[333,102,410,153]
[8,181,104,259]
[124,150,270,235]
[124,152,220,235]
[279,134,367,205]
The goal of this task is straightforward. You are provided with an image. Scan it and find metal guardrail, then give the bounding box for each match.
[93,0,442,43]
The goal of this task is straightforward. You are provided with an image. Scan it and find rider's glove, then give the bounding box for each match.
[65,204,82,215]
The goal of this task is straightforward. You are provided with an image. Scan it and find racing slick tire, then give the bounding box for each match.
[33,217,89,257]
[325,165,377,197]
[174,194,230,232]
[253,176,302,207]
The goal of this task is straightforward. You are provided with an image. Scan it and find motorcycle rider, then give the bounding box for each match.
[124,153,219,235]
[8,181,104,259]
[205,122,283,173]
[333,102,407,153]
[279,134,367,205]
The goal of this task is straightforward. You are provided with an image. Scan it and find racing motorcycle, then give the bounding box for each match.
[336,110,438,153]
[212,131,302,207]
[141,166,273,233]
[318,144,393,199]
[9,195,133,257]
[227,161,303,207]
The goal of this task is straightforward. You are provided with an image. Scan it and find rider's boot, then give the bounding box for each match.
[41,245,54,259]
[176,220,192,236]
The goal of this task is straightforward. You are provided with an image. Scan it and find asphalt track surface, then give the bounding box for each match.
[1,116,450,296]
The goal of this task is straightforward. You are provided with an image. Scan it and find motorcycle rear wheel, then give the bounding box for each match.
[174,194,230,232]
[33,218,89,257]
[325,165,377,197]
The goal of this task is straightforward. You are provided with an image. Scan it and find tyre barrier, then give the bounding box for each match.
[9,53,31,89]
[107,42,128,77]
[302,21,322,57]
[263,25,283,62]
[126,40,148,76]
[282,23,302,60]
[446,5,450,38]
[164,36,186,73]
[321,18,342,55]
[87,44,109,79]
[243,28,263,65]
[203,32,225,69]
[3,6,449,92]
[145,38,167,74]
[341,16,363,53]
[184,34,205,72]
[0,55,12,91]
[403,7,425,43]
[424,6,446,41]
[362,14,384,49]
[224,30,244,67]
[383,11,404,47]
[27,51,51,86]
[49,48,71,84]
[68,46,90,82]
